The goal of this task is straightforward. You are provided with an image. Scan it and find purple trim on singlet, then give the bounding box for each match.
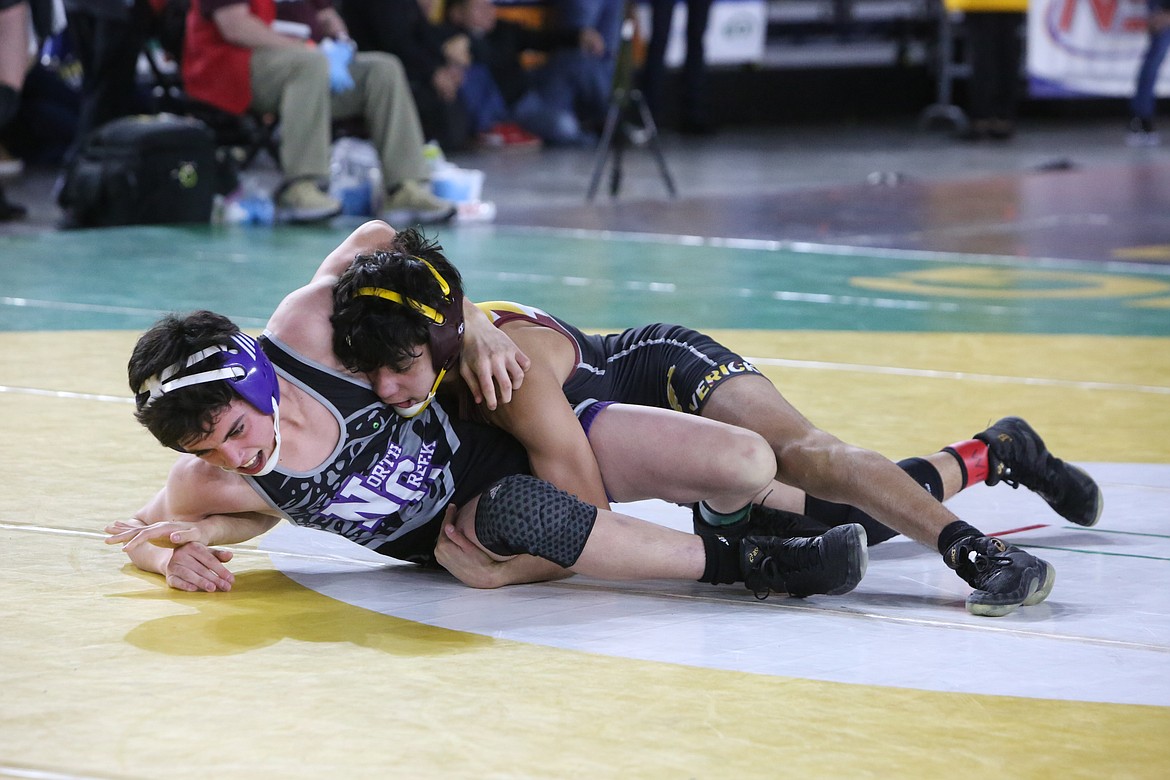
[572,399,616,503]
[573,399,614,438]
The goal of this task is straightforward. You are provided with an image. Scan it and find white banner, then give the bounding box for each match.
[637,0,767,67]
[1028,0,1170,97]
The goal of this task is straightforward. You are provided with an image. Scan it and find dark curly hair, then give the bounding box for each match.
[330,228,464,375]
[128,310,240,451]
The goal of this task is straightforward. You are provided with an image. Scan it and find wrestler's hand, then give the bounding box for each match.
[434,506,572,587]
[162,542,236,593]
[105,519,208,552]
[434,510,507,589]
[105,519,234,591]
[460,306,530,410]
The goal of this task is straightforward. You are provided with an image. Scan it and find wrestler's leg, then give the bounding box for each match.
[582,403,775,513]
[698,373,961,547]
[699,373,1093,544]
[453,478,866,596]
[757,449,967,513]
[454,489,707,580]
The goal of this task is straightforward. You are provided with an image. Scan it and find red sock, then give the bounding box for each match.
[942,439,990,488]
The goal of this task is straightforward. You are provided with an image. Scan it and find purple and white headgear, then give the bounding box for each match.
[135,332,280,414]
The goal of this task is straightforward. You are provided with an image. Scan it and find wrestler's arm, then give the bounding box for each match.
[460,301,529,410]
[293,220,530,404]
[310,220,398,283]
[440,367,605,587]
[108,457,280,591]
[484,354,610,509]
[433,390,596,588]
[438,325,609,588]
[269,222,399,370]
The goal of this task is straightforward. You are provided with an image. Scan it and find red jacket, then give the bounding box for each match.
[183,0,277,115]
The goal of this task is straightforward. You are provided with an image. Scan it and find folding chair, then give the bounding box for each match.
[141,0,281,170]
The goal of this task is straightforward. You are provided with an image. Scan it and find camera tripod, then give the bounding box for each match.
[586,13,677,202]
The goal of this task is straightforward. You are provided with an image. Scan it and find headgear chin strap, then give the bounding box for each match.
[354,258,465,418]
[249,400,282,476]
[382,357,456,418]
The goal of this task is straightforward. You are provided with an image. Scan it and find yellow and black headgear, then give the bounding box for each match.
[353,258,464,416]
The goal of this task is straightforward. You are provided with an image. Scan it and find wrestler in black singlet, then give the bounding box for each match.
[245,333,529,565]
[480,302,763,414]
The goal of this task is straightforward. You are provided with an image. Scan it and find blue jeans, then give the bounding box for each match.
[1132,24,1170,120]
[458,63,510,134]
[513,51,610,145]
[559,0,624,65]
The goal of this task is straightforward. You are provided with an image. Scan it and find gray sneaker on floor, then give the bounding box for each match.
[382,180,456,226]
[277,180,342,223]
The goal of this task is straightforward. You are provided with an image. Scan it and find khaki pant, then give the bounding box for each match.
[249,47,427,188]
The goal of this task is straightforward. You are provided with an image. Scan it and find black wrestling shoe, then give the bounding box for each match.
[693,504,830,540]
[747,504,833,538]
[945,535,1056,617]
[975,417,1103,527]
[740,524,867,599]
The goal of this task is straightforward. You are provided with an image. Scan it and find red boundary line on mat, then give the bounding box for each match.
[990,523,1050,536]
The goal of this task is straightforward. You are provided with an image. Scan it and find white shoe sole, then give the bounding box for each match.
[381,205,456,226]
[277,204,342,223]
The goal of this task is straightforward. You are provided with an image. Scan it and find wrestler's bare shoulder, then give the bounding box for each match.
[164,456,271,518]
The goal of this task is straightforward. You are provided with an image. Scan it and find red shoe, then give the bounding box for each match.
[478,122,542,150]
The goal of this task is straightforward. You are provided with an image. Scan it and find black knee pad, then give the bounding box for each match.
[898,457,945,501]
[474,475,598,567]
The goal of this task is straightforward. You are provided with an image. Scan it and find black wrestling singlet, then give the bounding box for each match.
[246,333,528,565]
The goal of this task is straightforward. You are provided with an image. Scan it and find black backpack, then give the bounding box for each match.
[57,113,224,228]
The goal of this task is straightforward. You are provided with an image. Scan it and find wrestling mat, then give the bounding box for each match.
[1,224,1167,778]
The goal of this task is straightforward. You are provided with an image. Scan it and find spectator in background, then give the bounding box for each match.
[444,0,609,147]
[556,0,622,80]
[340,0,474,152]
[641,0,714,135]
[1128,0,1170,146]
[1,36,80,167]
[61,0,153,162]
[183,0,454,223]
[0,0,45,219]
[960,6,1024,141]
